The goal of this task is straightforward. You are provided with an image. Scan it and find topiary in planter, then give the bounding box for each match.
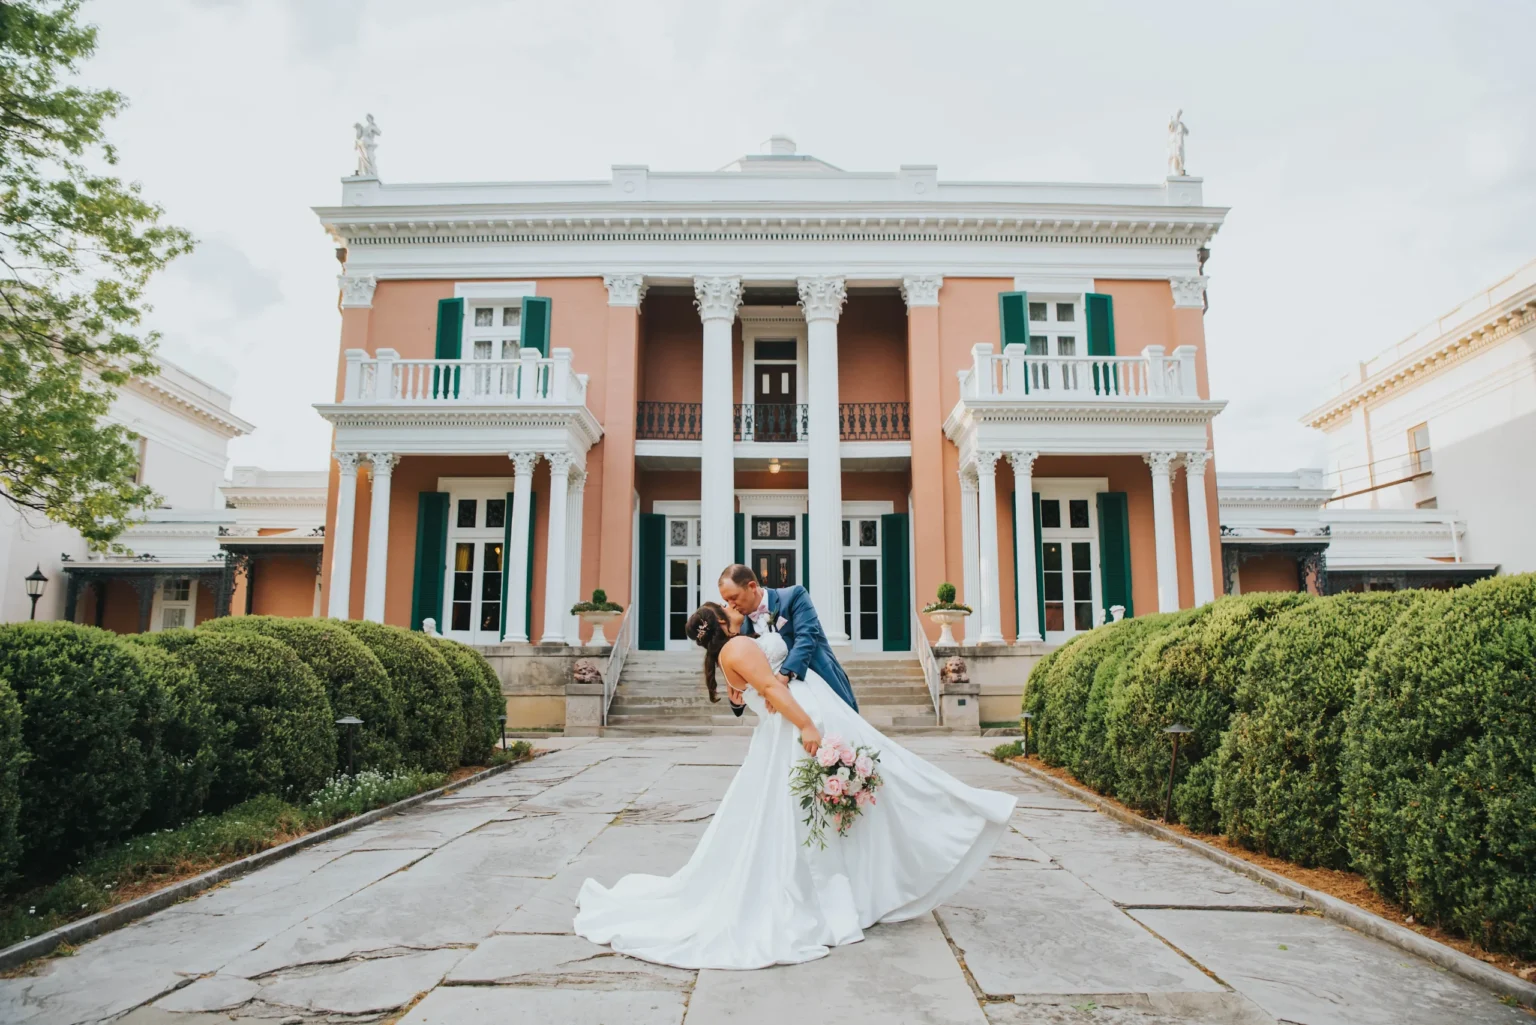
[136,629,336,810]
[0,679,23,886]
[1214,592,1418,868]
[430,637,504,765]
[341,621,464,773]
[0,622,163,874]
[203,617,405,772]
[570,588,622,615]
[1342,574,1536,956]
[1103,593,1309,830]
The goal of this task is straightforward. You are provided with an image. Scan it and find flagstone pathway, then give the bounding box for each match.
[0,736,1524,1025]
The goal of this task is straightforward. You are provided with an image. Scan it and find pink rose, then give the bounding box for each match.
[854,789,875,808]
[816,746,840,768]
[823,776,846,798]
[838,746,856,767]
[854,755,874,778]
[823,734,845,750]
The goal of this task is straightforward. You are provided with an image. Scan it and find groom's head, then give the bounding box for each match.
[718,564,762,617]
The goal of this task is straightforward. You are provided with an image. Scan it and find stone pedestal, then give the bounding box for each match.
[940,677,981,734]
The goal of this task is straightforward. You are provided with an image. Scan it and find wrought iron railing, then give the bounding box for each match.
[735,403,807,441]
[635,401,702,440]
[839,401,910,440]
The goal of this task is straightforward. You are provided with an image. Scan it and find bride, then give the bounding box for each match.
[573,601,1017,970]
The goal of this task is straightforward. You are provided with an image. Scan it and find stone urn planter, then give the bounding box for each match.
[926,608,969,647]
[578,609,622,647]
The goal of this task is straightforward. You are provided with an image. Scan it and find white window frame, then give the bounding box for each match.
[1035,480,1104,644]
[439,477,514,646]
[151,577,196,632]
[455,282,537,361]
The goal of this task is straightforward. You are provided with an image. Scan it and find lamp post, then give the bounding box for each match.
[499,715,509,752]
[336,715,363,776]
[25,566,48,621]
[1162,724,1193,823]
[1019,711,1033,759]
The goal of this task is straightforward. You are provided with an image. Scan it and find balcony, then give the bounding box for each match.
[339,347,588,406]
[635,401,910,441]
[960,343,1200,402]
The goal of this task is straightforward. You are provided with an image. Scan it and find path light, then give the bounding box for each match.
[1019,711,1033,759]
[24,566,48,621]
[336,715,363,776]
[499,714,509,752]
[1162,724,1194,823]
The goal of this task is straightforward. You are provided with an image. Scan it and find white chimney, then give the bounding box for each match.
[764,135,796,156]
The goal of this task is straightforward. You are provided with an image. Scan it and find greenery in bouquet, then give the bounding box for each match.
[791,734,884,849]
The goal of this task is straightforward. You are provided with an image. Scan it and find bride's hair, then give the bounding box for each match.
[685,602,730,703]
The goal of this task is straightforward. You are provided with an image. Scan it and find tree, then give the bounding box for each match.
[1,1,193,550]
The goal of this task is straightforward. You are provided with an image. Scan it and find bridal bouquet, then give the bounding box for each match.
[791,734,884,849]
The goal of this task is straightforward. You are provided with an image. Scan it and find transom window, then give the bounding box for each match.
[467,304,522,361]
[752,517,796,541]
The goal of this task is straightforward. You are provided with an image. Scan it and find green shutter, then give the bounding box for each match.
[801,513,810,589]
[525,492,537,639]
[498,492,514,638]
[998,291,1029,350]
[637,513,665,650]
[1097,492,1133,620]
[880,513,911,651]
[735,513,745,564]
[1086,293,1116,395]
[410,492,450,630]
[434,299,464,358]
[521,295,551,357]
[1033,492,1046,638]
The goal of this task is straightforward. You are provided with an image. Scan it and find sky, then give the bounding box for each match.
[77,0,1535,474]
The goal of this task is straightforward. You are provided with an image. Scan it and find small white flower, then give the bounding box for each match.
[837,767,850,781]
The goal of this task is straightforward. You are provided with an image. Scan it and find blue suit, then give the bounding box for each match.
[739,585,858,712]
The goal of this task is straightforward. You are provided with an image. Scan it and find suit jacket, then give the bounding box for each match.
[732,584,859,713]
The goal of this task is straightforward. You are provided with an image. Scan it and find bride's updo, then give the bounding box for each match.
[685,602,730,703]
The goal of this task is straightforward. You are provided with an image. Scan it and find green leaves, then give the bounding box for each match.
[0,1,193,548]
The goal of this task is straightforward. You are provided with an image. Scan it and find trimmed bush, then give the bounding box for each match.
[135,630,336,808]
[341,622,464,773]
[1103,593,1310,829]
[1214,592,1417,868]
[132,643,221,831]
[203,617,405,772]
[0,623,162,873]
[431,638,503,765]
[1343,575,1536,955]
[0,680,23,884]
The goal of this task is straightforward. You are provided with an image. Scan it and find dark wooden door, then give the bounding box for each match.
[753,364,797,441]
[755,550,796,588]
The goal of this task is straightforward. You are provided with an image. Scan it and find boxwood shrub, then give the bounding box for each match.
[341,621,464,773]
[132,643,221,831]
[203,616,405,772]
[135,630,336,809]
[0,623,165,873]
[1342,575,1536,955]
[1102,593,1310,830]
[431,637,503,765]
[1213,592,1418,868]
[0,679,23,884]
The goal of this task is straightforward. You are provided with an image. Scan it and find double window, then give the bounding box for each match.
[444,495,506,645]
[467,304,522,361]
[1024,298,1085,391]
[157,578,195,631]
[1037,491,1099,641]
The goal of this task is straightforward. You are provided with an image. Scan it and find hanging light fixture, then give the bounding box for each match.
[768,458,781,475]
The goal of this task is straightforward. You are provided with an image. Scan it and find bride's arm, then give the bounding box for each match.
[720,637,822,755]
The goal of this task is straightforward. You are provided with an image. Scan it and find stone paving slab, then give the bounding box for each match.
[984,992,1277,1024]
[257,947,469,1015]
[400,986,688,1024]
[450,933,694,989]
[1040,839,1297,909]
[684,915,986,1025]
[1128,909,1528,1025]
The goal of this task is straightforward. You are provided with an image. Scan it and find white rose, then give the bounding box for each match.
[837,767,850,781]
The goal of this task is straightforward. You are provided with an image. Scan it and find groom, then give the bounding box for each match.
[717,564,859,714]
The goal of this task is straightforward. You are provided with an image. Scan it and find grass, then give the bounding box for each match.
[988,740,1024,761]
[0,766,452,951]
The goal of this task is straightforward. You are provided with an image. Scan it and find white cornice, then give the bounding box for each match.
[315,404,603,448]
[123,375,255,439]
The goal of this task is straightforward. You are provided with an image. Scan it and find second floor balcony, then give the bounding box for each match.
[338,347,589,406]
[960,343,1203,402]
[635,400,910,441]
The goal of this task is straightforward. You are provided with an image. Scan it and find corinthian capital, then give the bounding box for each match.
[509,451,539,477]
[1170,275,1208,309]
[1144,451,1178,476]
[693,276,743,323]
[604,274,647,307]
[797,276,847,324]
[338,274,377,308]
[1184,450,1211,476]
[333,451,363,474]
[900,275,942,309]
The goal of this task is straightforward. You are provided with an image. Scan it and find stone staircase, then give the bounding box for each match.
[602,650,950,736]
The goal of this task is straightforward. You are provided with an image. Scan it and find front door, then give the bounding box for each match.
[841,516,882,652]
[755,550,796,589]
[443,494,507,645]
[665,515,702,650]
[753,357,798,441]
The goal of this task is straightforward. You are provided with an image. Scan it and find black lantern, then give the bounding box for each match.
[335,715,363,776]
[499,714,509,753]
[24,566,48,621]
[1019,711,1033,759]
[1162,724,1194,823]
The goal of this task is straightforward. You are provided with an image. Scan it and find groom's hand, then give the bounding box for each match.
[777,673,792,688]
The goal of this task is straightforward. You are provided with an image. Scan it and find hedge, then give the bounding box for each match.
[0,680,22,884]
[341,621,464,773]
[203,616,406,772]
[135,630,336,809]
[1214,592,1418,868]
[431,637,504,765]
[0,623,163,874]
[1342,575,1536,954]
[132,643,221,831]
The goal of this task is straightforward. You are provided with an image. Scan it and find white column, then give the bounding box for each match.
[959,467,981,640]
[1147,451,1181,612]
[799,276,849,643]
[1184,450,1215,606]
[361,452,398,623]
[566,468,586,643]
[1008,451,1043,642]
[974,452,1005,644]
[504,451,538,643]
[327,452,362,619]
[540,453,572,644]
[694,277,742,598]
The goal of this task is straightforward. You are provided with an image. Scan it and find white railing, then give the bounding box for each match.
[601,609,632,726]
[912,606,943,723]
[341,347,588,406]
[959,343,1201,402]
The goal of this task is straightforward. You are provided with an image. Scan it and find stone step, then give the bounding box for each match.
[599,724,952,738]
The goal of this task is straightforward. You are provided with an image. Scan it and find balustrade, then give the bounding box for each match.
[341,348,587,406]
[959,344,1201,402]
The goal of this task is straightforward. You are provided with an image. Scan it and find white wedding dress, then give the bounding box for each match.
[573,632,1017,969]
